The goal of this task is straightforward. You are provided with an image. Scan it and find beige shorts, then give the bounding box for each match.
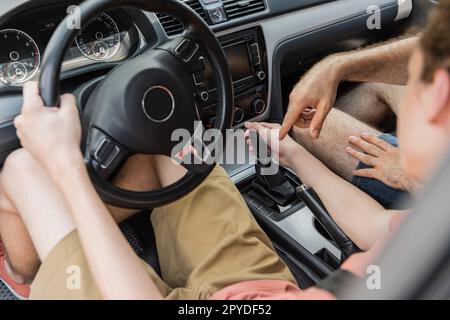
[30,166,295,300]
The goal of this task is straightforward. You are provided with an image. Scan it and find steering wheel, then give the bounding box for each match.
[38,0,233,209]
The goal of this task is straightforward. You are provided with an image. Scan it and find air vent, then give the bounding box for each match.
[223,0,266,20]
[156,0,207,36]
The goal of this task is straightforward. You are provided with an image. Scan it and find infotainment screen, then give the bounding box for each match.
[205,44,254,88]
[224,45,254,82]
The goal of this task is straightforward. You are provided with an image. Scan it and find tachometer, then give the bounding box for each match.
[75,13,121,61]
[0,29,40,85]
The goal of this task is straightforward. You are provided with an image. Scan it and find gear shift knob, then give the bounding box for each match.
[248,131,296,206]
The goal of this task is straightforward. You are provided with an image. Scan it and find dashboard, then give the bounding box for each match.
[0,0,412,166]
[0,4,142,86]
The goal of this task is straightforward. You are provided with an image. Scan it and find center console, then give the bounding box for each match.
[238,167,341,257]
[226,147,360,286]
[195,27,268,127]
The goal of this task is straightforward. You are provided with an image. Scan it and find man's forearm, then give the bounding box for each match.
[332,36,418,85]
[288,146,396,250]
[55,158,163,300]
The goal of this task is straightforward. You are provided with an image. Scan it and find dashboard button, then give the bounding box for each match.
[200,91,209,101]
[251,98,266,114]
[175,39,200,63]
[206,5,227,24]
[94,138,120,170]
[193,72,205,86]
[257,71,266,81]
[250,43,261,65]
[233,107,245,124]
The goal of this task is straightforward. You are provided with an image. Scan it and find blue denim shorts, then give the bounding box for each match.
[351,133,410,209]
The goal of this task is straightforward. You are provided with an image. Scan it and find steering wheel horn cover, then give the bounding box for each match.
[84,47,198,157]
[142,86,175,123]
[39,0,234,208]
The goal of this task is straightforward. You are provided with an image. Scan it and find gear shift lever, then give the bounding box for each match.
[249,131,296,206]
[253,164,296,206]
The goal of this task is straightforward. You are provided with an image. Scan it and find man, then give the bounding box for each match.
[0,0,449,300]
[243,0,450,292]
[282,35,421,208]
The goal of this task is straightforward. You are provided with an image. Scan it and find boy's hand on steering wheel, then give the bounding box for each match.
[14,82,83,179]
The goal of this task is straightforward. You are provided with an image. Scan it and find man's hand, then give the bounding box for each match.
[280,55,342,140]
[14,82,83,179]
[346,133,417,192]
[279,37,417,141]
[244,122,301,169]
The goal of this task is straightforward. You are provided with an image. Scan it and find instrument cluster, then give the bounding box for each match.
[0,8,140,86]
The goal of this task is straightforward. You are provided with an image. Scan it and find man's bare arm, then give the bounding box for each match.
[335,36,418,85]
[281,36,418,139]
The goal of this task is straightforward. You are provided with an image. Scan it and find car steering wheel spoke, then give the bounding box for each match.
[159,35,206,74]
[85,128,129,180]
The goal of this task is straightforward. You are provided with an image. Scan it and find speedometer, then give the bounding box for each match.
[75,13,121,61]
[0,29,40,85]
